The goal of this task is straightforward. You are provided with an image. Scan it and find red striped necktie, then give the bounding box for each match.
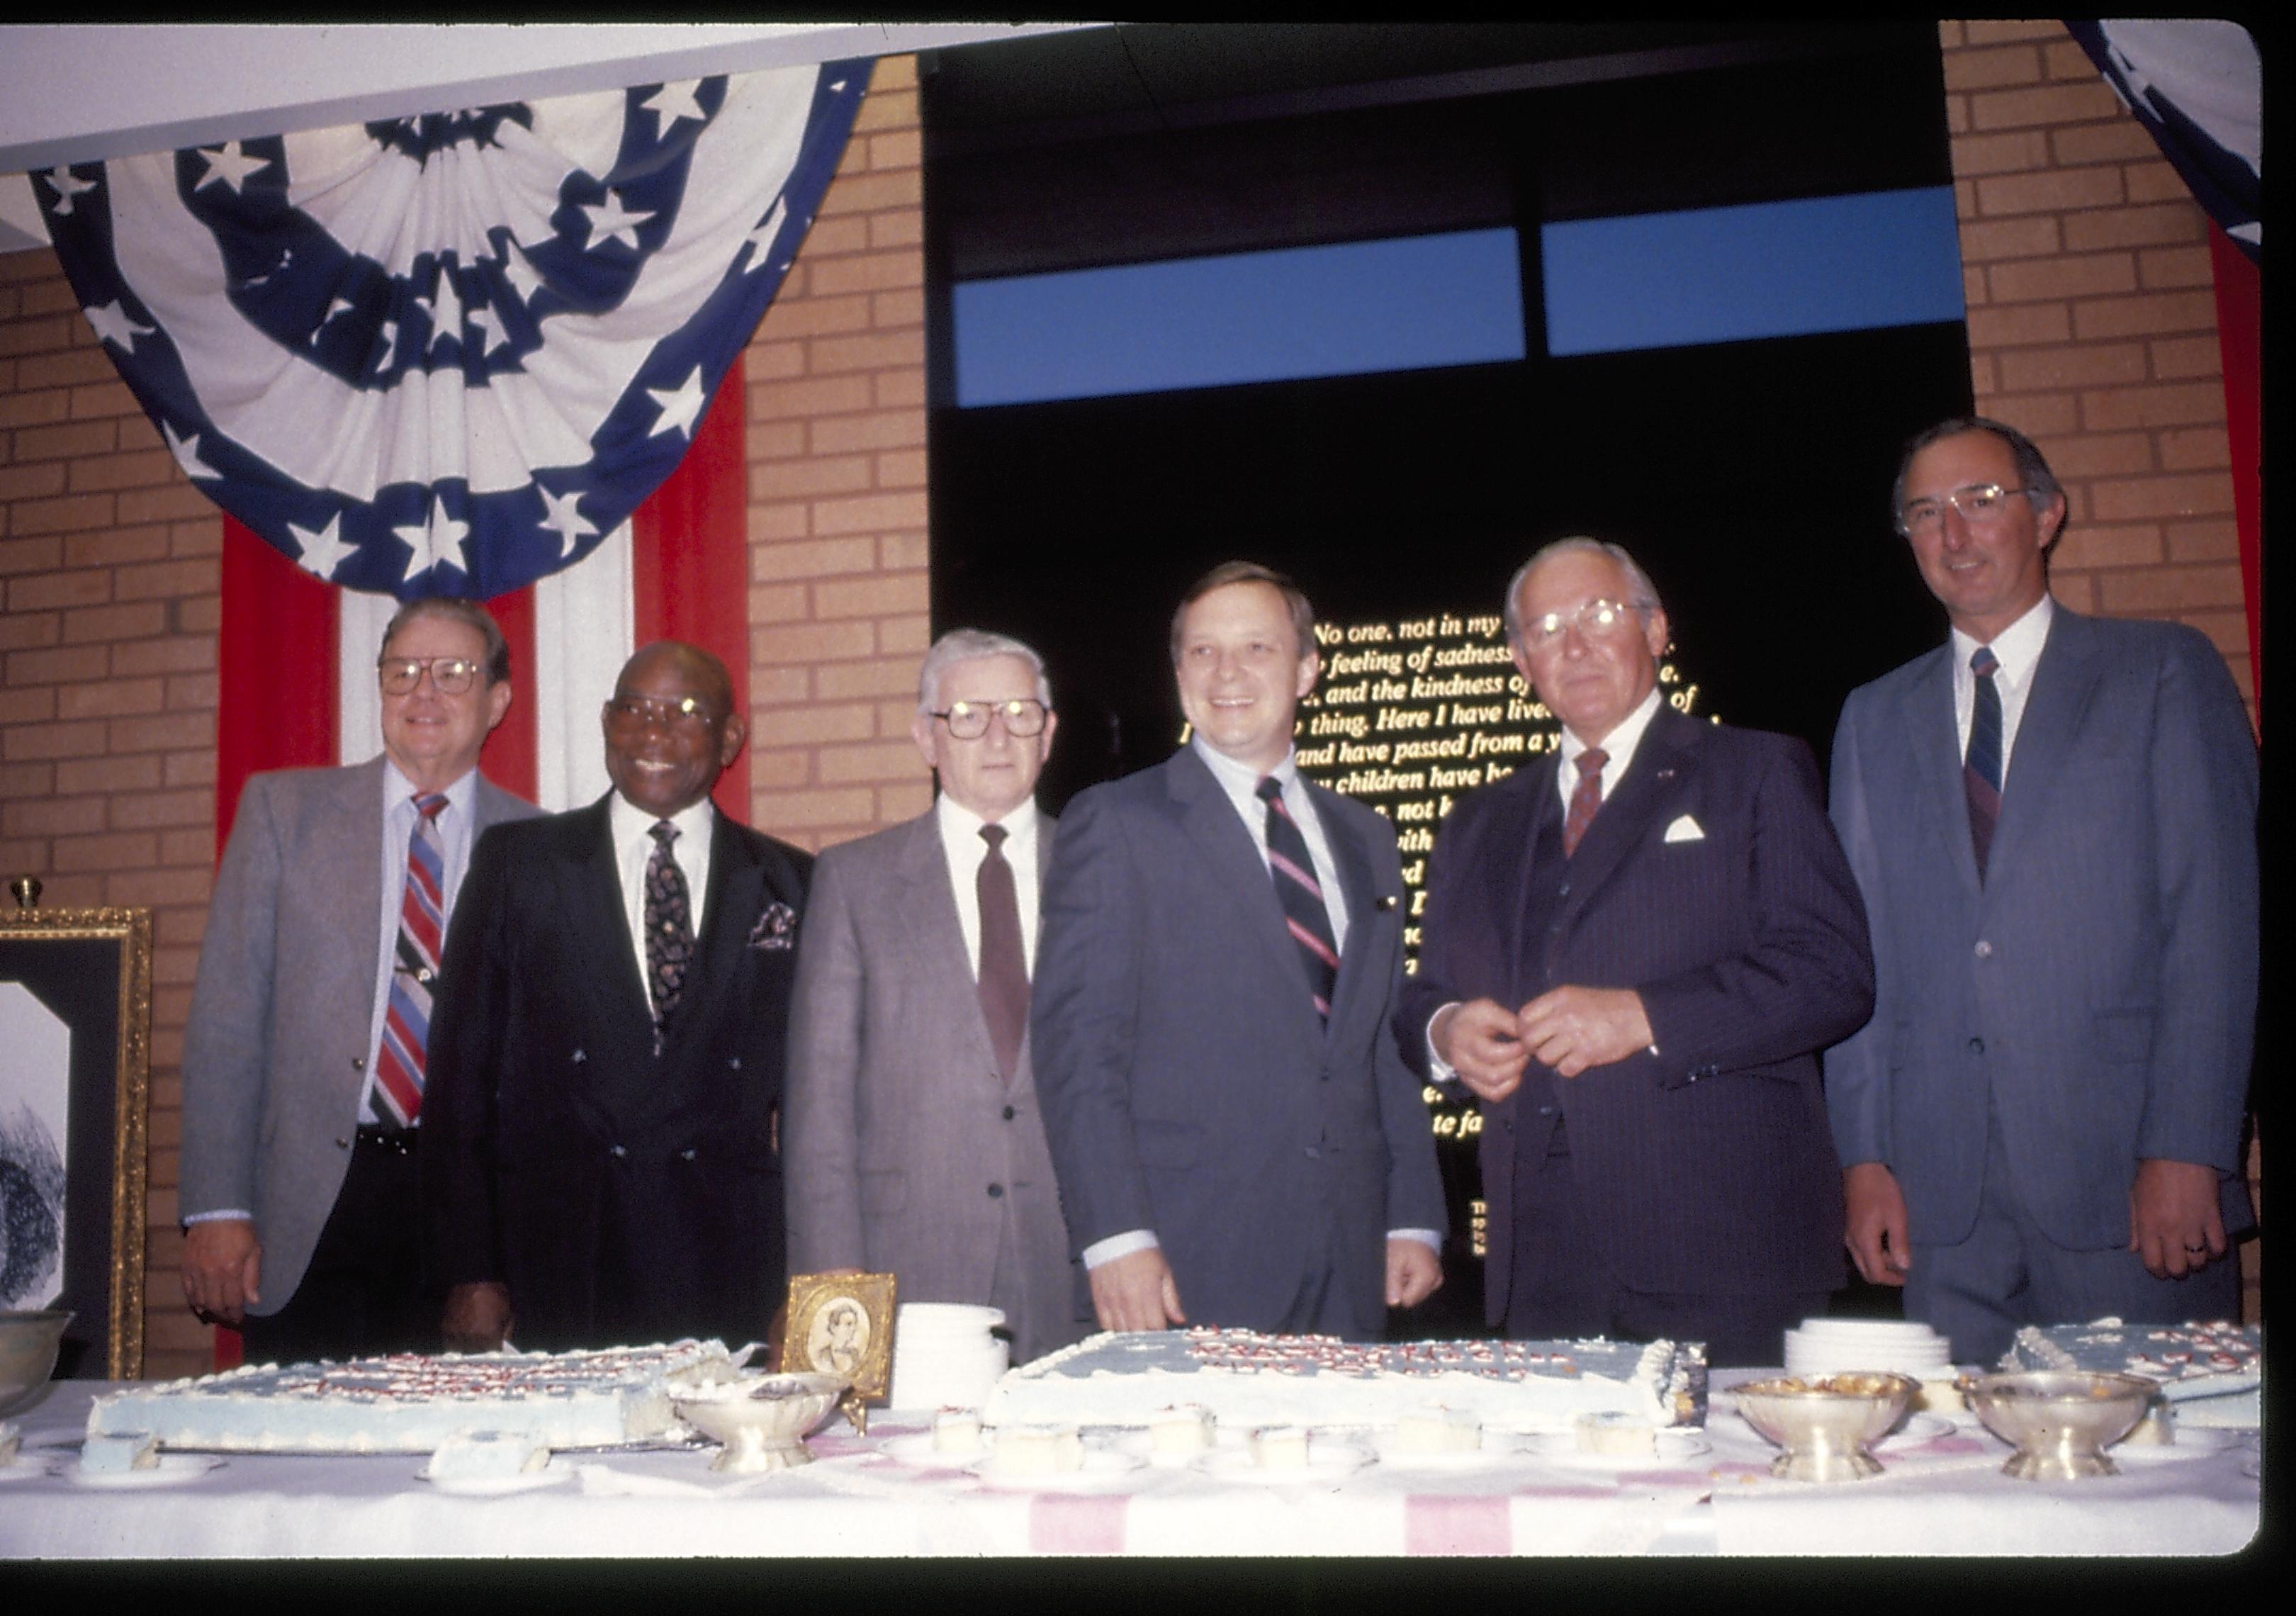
[373,791,449,1127]
[1257,775,1340,1023]
[1562,747,1609,856]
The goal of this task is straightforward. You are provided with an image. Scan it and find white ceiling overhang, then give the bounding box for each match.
[0,22,1096,252]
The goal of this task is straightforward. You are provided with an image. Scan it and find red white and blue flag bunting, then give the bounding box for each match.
[2065,21,2259,262]
[33,60,868,600]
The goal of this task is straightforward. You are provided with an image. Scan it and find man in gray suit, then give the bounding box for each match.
[179,597,538,1362]
[784,629,1082,1367]
[1032,562,1447,1338]
[1828,417,2257,1364]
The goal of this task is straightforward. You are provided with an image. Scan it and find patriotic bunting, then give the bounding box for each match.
[33,60,869,600]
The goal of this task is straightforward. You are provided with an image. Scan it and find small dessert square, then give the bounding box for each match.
[1394,1405,1481,1454]
[990,1423,1084,1474]
[426,1428,550,1481]
[1249,1425,1311,1469]
[81,1430,159,1474]
[930,1407,984,1454]
[1573,1410,1656,1457]
[1148,1403,1215,1455]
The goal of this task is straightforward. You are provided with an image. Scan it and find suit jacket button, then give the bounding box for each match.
[1968,1037,1986,1056]
[1305,1146,1322,1161]
[609,1144,629,1158]
[728,1057,741,1070]
[350,1057,364,1071]
[335,1136,351,1150]
[570,1049,585,1064]
[986,1184,1004,1199]
[1002,1105,1016,1121]
[1537,1106,1555,1116]
[1974,940,1993,959]
[680,1148,697,1162]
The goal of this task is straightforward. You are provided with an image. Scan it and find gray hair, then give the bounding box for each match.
[1892,415,2067,549]
[381,595,511,685]
[917,628,1053,713]
[1502,537,1665,642]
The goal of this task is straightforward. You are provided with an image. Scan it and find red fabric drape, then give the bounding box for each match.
[634,352,753,820]
[215,525,338,858]
[2207,225,2261,721]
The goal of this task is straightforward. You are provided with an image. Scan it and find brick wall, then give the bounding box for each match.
[743,55,936,851]
[1942,20,2252,709]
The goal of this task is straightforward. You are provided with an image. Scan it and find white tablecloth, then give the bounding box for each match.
[0,1374,2258,1558]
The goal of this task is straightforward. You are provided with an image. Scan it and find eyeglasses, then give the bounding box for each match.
[604,694,718,731]
[1897,483,2032,537]
[1519,599,1647,648]
[931,698,1048,739]
[378,656,484,695]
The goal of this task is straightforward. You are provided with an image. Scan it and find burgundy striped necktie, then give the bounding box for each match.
[1965,644,2003,880]
[373,791,449,1127]
[1562,747,1608,856]
[1257,775,1340,1023]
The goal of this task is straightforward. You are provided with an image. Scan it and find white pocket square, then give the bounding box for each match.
[1662,814,1706,843]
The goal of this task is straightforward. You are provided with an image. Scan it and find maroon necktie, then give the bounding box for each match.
[1562,747,1609,856]
[975,822,1030,1077]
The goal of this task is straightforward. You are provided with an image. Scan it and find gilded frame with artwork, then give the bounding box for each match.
[779,1271,895,1430]
[1,882,151,1379]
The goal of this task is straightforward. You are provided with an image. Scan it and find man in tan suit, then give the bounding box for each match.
[784,629,1082,1367]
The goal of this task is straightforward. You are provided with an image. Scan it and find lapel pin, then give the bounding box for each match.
[1376,894,1400,911]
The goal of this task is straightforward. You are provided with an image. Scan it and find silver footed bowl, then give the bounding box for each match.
[673,1371,848,1473]
[0,1311,74,1420]
[1733,1371,1922,1483]
[1958,1369,2155,1480]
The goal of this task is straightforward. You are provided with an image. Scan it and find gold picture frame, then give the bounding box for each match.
[778,1271,896,1432]
[2,880,152,1380]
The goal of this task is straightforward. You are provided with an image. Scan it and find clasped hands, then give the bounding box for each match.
[1431,987,1655,1102]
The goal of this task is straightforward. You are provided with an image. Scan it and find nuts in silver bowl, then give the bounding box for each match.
[1732,1371,1922,1483]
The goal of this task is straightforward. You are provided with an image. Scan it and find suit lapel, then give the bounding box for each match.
[1314,787,1381,1047]
[899,809,999,1074]
[666,808,762,1053]
[561,798,653,1031]
[1500,761,1561,992]
[1986,608,2101,889]
[1167,750,1320,1045]
[1900,644,1983,897]
[1551,707,1699,938]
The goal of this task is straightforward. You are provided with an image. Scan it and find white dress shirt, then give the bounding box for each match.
[933,793,1045,980]
[608,792,716,1000]
[1084,738,1438,1272]
[1950,593,2054,781]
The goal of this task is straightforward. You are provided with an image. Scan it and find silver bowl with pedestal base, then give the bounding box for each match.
[1733,1371,1922,1483]
[673,1371,848,1473]
[1959,1369,2154,1479]
[0,1311,74,1421]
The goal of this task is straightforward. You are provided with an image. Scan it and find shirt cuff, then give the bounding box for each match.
[1081,1230,1160,1269]
[1426,1003,1461,1084]
[182,1209,253,1225]
[1387,1228,1443,1252]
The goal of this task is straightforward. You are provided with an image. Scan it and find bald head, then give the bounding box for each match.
[601,639,746,817]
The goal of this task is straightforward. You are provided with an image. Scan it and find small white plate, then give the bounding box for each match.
[877,1431,989,1469]
[1194,1439,1373,1486]
[418,1458,576,1496]
[68,1452,223,1488]
[967,1447,1147,1491]
[1523,1429,1711,1468]
[2105,1425,2241,1461]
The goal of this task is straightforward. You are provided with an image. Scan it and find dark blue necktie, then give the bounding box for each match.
[1965,645,2003,880]
[1257,775,1339,1023]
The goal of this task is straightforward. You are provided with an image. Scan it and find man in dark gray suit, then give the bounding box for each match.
[1032,562,1446,1338]
[179,597,538,1362]
[1828,417,2257,1363]
[785,629,1082,1367]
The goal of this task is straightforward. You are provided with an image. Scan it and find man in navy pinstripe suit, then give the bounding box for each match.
[1397,539,1874,1367]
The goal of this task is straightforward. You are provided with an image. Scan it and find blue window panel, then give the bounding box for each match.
[952,228,1526,408]
[1540,186,1964,357]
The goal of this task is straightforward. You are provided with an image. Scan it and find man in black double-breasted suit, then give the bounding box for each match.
[424,641,810,1351]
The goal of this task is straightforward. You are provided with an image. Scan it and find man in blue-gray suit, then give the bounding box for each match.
[1032,562,1447,1338]
[1827,417,2257,1364]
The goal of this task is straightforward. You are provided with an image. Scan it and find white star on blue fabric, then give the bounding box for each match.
[646,368,708,439]
[162,422,218,481]
[643,81,708,129]
[84,301,154,352]
[45,167,98,215]
[581,191,655,253]
[536,486,599,556]
[194,141,271,193]
[467,301,511,357]
[286,514,357,580]
[395,497,470,583]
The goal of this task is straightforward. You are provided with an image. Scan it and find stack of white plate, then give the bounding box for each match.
[1782,1318,1955,1379]
[889,1303,1011,1412]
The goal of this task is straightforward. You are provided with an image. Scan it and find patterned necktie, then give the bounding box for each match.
[644,820,695,1050]
[1257,775,1340,1023]
[975,822,1030,1077]
[1562,747,1609,857]
[1965,644,2003,880]
[372,791,450,1128]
